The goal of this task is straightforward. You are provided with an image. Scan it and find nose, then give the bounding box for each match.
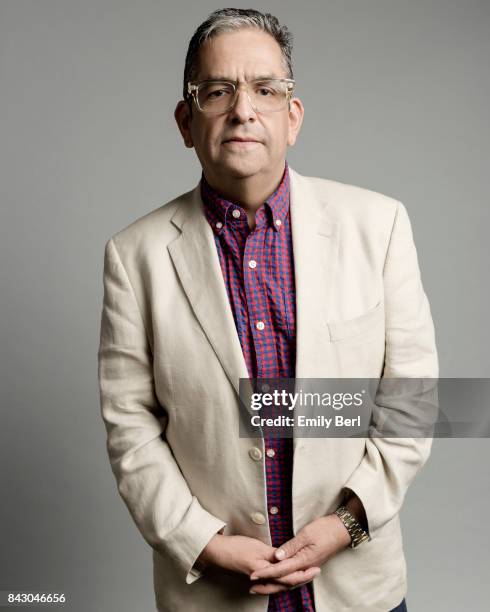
[228,85,257,123]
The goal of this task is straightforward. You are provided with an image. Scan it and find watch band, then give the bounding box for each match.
[334,505,371,548]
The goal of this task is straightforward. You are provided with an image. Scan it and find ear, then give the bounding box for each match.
[287,97,305,147]
[174,100,194,148]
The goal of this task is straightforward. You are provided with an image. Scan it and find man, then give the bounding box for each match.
[98,8,437,612]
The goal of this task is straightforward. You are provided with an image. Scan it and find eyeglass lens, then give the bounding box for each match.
[196,80,290,113]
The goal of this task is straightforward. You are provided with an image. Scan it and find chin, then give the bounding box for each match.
[218,156,267,179]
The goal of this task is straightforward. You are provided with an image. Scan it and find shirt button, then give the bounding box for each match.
[275,218,282,227]
[261,383,270,392]
[266,448,275,458]
[232,209,241,219]
[256,321,265,331]
[269,506,279,515]
[248,259,257,269]
[215,221,223,229]
[248,447,263,461]
[251,512,266,525]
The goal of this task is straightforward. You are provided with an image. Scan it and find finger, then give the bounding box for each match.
[252,559,274,571]
[250,568,320,595]
[275,529,311,561]
[274,533,309,561]
[250,580,315,596]
[247,547,281,577]
[250,554,308,581]
[275,566,321,587]
[250,582,286,595]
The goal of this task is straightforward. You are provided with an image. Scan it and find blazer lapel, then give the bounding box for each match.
[167,186,250,399]
[289,168,340,378]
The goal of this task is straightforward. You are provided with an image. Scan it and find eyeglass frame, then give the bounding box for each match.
[186,78,296,114]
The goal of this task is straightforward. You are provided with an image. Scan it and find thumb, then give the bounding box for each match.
[274,535,304,561]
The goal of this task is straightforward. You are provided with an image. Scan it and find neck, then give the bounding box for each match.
[203,162,286,213]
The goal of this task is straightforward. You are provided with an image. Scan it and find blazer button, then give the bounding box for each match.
[251,512,266,525]
[248,447,263,461]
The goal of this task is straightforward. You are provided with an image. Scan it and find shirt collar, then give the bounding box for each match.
[200,161,290,235]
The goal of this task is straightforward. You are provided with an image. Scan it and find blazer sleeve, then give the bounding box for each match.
[341,201,439,536]
[98,237,226,584]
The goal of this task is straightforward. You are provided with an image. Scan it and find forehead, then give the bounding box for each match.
[195,28,287,81]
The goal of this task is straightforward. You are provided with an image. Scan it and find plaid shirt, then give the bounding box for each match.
[201,162,315,612]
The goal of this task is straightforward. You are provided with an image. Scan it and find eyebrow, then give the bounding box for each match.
[199,74,282,82]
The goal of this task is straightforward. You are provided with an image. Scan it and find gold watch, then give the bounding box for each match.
[334,505,371,548]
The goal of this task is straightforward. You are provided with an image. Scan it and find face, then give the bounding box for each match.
[175,28,304,183]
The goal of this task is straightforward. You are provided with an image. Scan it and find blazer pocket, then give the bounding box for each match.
[327,300,384,342]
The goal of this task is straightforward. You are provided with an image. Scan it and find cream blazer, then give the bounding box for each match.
[98,167,438,612]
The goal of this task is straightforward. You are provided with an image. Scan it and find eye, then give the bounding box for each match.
[208,89,227,99]
[254,81,281,97]
[199,83,234,102]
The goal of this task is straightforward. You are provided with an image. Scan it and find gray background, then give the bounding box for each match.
[1,0,489,610]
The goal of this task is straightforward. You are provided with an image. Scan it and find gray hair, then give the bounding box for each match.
[182,8,294,101]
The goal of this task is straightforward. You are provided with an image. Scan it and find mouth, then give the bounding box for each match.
[222,139,261,147]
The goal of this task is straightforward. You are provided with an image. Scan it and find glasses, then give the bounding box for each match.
[187,78,295,114]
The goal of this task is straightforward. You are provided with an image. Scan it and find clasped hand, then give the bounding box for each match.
[198,514,351,595]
